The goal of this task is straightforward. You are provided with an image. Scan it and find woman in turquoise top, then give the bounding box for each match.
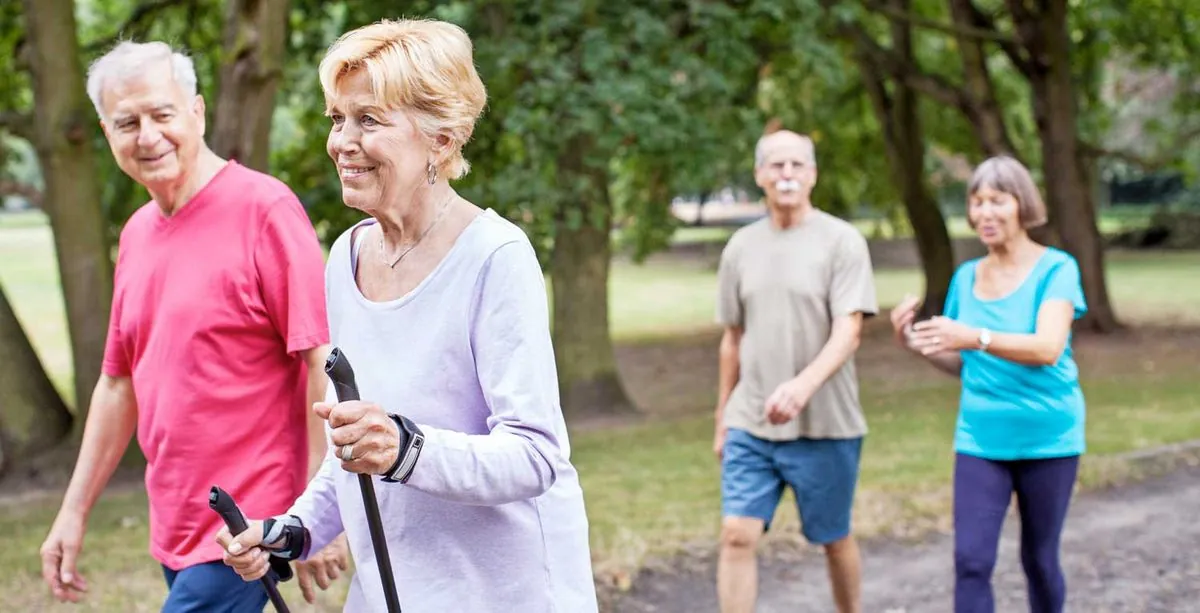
[890,156,1087,613]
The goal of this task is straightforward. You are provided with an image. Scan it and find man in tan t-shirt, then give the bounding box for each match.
[714,129,877,613]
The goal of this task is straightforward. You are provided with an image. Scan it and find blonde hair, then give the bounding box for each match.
[967,155,1048,229]
[86,41,197,123]
[319,19,487,180]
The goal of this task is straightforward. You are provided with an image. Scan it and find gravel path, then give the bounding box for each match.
[609,465,1200,612]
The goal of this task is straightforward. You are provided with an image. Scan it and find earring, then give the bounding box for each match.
[426,161,438,185]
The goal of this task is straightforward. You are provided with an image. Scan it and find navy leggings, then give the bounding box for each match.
[953,453,1079,613]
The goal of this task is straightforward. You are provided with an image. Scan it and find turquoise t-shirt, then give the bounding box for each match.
[944,247,1088,460]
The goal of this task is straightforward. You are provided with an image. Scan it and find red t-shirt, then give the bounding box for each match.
[102,161,329,570]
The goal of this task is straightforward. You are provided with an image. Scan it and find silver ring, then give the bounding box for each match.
[339,444,355,462]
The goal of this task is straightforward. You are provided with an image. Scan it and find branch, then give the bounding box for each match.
[849,24,969,110]
[83,0,194,54]
[965,0,1032,78]
[0,111,32,141]
[1080,124,1200,171]
[862,0,1016,45]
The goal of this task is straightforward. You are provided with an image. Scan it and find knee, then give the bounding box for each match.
[720,519,762,554]
[823,535,857,560]
[955,544,997,579]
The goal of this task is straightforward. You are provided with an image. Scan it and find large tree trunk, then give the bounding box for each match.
[550,139,636,419]
[210,0,290,171]
[0,285,72,476]
[23,0,114,418]
[857,0,956,316]
[1010,0,1118,332]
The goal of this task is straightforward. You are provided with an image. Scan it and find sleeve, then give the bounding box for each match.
[829,230,878,318]
[254,195,331,355]
[101,238,131,377]
[715,242,743,327]
[286,386,344,558]
[943,264,966,320]
[1040,254,1088,320]
[402,239,568,506]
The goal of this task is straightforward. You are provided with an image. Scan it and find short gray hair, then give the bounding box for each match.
[754,130,816,169]
[967,155,1048,229]
[86,41,198,123]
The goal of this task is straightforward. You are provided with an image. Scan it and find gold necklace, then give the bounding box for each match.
[379,192,455,269]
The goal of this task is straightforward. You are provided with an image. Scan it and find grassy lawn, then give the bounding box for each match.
[2,211,1199,610]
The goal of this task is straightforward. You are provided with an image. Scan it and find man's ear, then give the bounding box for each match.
[193,95,207,135]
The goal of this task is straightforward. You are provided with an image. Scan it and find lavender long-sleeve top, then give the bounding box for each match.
[288,210,598,612]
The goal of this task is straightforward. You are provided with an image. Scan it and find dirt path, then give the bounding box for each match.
[609,464,1200,612]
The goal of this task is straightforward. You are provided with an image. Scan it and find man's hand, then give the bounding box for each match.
[764,377,818,425]
[40,511,89,603]
[294,533,350,604]
[713,424,728,461]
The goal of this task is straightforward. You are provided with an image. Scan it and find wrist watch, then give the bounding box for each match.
[978,328,992,352]
[382,413,425,484]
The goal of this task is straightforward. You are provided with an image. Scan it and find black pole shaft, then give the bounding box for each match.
[325,348,402,613]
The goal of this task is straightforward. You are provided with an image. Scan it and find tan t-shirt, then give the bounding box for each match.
[716,211,878,441]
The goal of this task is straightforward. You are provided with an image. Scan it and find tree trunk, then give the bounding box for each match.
[856,1,956,316]
[947,0,1019,157]
[1010,0,1118,332]
[210,0,290,171]
[22,0,114,417]
[0,285,73,476]
[550,139,636,418]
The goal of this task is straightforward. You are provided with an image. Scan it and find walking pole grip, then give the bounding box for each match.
[208,486,291,613]
[324,348,402,613]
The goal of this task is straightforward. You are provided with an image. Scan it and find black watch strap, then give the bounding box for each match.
[382,414,425,484]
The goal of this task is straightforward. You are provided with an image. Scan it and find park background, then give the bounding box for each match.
[1,0,1199,611]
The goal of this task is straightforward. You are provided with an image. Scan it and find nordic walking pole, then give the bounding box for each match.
[324,347,402,613]
[209,486,291,613]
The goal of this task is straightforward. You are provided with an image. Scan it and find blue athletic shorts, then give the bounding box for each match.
[721,428,863,545]
[161,561,271,612]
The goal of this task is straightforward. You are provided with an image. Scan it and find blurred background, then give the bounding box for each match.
[1,1,1198,611]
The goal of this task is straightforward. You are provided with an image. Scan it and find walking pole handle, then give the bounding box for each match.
[209,486,291,613]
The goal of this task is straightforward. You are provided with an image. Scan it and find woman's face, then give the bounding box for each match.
[326,69,430,215]
[968,185,1024,246]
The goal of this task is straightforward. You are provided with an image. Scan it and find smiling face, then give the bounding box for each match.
[754,131,817,211]
[325,68,433,215]
[968,184,1024,246]
[99,61,205,193]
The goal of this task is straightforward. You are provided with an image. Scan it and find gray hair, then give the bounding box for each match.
[967,155,1048,229]
[86,41,198,123]
[754,130,816,169]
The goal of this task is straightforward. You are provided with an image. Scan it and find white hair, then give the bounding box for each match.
[86,41,198,123]
[754,131,816,169]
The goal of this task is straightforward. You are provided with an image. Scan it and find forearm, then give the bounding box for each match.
[287,456,343,558]
[403,425,560,506]
[925,350,964,377]
[304,345,331,479]
[982,331,1064,366]
[716,330,741,421]
[60,377,137,519]
[795,315,862,389]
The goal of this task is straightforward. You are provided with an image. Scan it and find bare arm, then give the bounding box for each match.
[910,300,1077,368]
[716,326,742,423]
[980,301,1076,366]
[301,345,332,479]
[794,313,863,389]
[59,375,137,520]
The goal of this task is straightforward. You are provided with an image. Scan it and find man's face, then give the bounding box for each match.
[754,135,817,210]
[100,63,205,193]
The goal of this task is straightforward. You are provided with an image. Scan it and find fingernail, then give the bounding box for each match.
[63,573,73,583]
[228,542,242,554]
